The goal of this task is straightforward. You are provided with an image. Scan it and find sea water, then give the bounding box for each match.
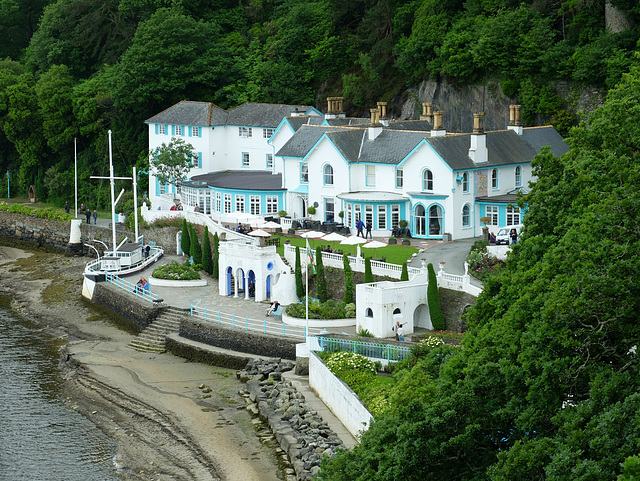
[0,308,120,481]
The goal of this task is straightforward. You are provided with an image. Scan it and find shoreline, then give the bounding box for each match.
[0,245,282,481]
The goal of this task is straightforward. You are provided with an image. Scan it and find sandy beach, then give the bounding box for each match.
[0,245,282,481]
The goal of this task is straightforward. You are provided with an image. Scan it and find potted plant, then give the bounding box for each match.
[278,210,287,218]
[398,219,408,228]
[480,216,491,241]
[338,211,344,220]
[402,238,411,246]
[443,232,452,241]
[388,237,397,245]
[307,205,316,218]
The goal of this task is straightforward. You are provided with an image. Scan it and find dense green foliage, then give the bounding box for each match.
[180,218,190,256]
[427,263,445,330]
[343,253,354,304]
[189,225,202,265]
[201,225,212,274]
[0,0,637,204]
[286,299,355,319]
[295,246,304,299]
[212,232,219,279]
[315,246,328,302]
[318,64,640,480]
[152,259,200,280]
[364,256,373,283]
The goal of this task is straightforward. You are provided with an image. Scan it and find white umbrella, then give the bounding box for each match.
[250,218,266,227]
[248,228,271,237]
[261,221,282,229]
[321,232,347,242]
[340,235,368,257]
[362,240,388,258]
[300,230,325,239]
[222,211,257,224]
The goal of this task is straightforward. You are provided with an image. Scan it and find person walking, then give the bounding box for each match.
[85,207,91,224]
[365,220,372,239]
[356,218,365,238]
[93,210,98,224]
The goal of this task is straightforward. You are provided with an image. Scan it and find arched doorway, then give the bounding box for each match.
[413,304,431,329]
[428,205,443,236]
[414,204,426,236]
[266,275,271,298]
[226,267,234,296]
[236,268,245,298]
[248,270,256,298]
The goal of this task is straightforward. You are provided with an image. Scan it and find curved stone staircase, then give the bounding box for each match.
[129,306,189,352]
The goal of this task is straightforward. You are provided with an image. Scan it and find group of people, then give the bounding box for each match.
[236,223,254,235]
[169,203,184,211]
[136,277,150,292]
[355,219,373,239]
[72,202,98,224]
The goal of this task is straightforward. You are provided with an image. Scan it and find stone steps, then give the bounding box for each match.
[129,306,189,352]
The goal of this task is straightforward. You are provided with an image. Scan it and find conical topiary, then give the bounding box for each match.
[181,218,190,256]
[427,263,445,330]
[202,226,213,274]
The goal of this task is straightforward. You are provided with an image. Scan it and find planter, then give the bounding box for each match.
[443,233,452,242]
[288,229,295,234]
[388,238,397,245]
[402,239,411,246]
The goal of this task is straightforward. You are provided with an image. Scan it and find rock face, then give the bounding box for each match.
[239,359,345,481]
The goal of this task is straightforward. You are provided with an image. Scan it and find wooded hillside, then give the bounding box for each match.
[0,0,638,205]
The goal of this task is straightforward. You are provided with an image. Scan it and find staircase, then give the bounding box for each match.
[129,306,189,352]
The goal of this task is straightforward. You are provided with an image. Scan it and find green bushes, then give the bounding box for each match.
[295,246,304,299]
[427,263,445,330]
[202,226,213,274]
[343,253,354,304]
[466,239,505,280]
[152,260,201,280]
[286,299,356,319]
[0,202,73,221]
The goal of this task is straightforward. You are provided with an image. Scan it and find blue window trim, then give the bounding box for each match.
[300,162,309,184]
[462,203,471,227]
[197,152,202,169]
[395,168,403,189]
[515,166,522,187]
[266,153,273,169]
[422,169,434,191]
[323,164,334,186]
[241,152,250,168]
[491,168,499,190]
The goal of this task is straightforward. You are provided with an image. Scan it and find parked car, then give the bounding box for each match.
[495,225,522,245]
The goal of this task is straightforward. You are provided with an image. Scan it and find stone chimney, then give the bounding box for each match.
[469,112,488,163]
[431,110,446,137]
[325,96,346,119]
[377,102,389,126]
[420,102,433,123]
[368,108,383,140]
[507,104,523,135]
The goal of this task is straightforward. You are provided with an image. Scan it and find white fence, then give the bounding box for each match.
[436,264,482,297]
[283,245,422,280]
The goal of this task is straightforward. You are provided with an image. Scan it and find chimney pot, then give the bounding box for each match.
[377,102,387,119]
[514,104,522,126]
[433,111,444,130]
[473,112,485,134]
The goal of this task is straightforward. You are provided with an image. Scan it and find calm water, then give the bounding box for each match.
[0,308,121,481]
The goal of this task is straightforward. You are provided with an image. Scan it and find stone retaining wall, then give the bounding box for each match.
[92,283,160,329]
[180,318,297,360]
[0,211,73,252]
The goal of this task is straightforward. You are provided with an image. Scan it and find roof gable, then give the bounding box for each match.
[146,101,227,126]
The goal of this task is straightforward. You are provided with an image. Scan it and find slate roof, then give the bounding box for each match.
[226,103,315,128]
[324,118,370,126]
[146,101,227,126]
[522,126,570,157]
[385,120,432,131]
[146,101,315,128]
[427,130,539,170]
[186,171,284,190]
[327,129,430,164]
[286,116,326,132]
[276,125,345,158]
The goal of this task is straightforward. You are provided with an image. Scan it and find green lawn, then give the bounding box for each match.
[274,235,419,265]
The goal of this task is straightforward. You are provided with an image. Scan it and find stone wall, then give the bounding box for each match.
[92,282,160,329]
[0,211,73,252]
[180,318,298,360]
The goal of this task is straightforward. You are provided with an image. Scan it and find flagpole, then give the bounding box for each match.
[74,138,78,219]
[305,239,309,339]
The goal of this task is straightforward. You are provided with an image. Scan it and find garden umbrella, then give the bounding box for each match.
[248,228,271,237]
[300,230,325,248]
[321,232,347,253]
[261,221,282,229]
[362,240,387,258]
[340,235,368,257]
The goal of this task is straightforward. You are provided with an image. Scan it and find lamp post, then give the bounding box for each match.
[6,171,9,199]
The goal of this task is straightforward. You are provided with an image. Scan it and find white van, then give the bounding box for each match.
[495,225,522,245]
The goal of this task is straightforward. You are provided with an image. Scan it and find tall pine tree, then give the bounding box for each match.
[212,232,219,279]
[427,263,444,330]
[181,218,190,256]
[202,226,213,274]
[343,253,354,304]
[315,246,327,302]
[190,225,202,264]
[364,257,373,283]
[295,246,304,299]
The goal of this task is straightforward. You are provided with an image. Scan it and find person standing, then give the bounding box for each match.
[85,207,91,224]
[365,220,372,239]
[64,201,70,214]
[392,321,407,342]
[194,204,200,213]
[510,228,518,245]
[93,210,98,224]
[356,218,365,238]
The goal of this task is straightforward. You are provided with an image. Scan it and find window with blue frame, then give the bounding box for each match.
[515,166,521,187]
[324,164,334,185]
[462,172,469,192]
[366,165,375,186]
[396,169,403,188]
[422,169,433,191]
[462,204,471,227]
[325,198,335,221]
[491,169,498,189]
[300,163,309,183]
[266,154,273,169]
[158,124,166,135]
[242,152,250,167]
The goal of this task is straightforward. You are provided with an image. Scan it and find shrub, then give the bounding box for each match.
[316,246,328,302]
[295,246,304,299]
[427,263,445,330]
[189,225,202,265]
[343,253,354,304]
[357,327,375,338]
[364,257,373,283]
[212,232,219,279]
[326,351,376,377]
[152,260,201,280]
[180,219,190,256]
[344,303,356,318]
[286,299,356,319]
[202,226,213,274]
[400,261,409,281]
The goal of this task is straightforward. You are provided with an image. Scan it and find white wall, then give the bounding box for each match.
[308,351,372,439]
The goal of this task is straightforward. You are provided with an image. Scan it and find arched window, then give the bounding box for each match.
[462,172,469,192]
[365,308,373,318]
[429,205,443,236]
[515,166,521,187]
[422,169,433,191]
[491,169,498,189]
[462,204,470,227]
[415,204,426,236]
[324,164,334,185]
[393,308,402,315]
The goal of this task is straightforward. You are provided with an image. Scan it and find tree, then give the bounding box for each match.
[35,65,78,152]
[189,225,202,265]
[202,226,213,274]
[315,246,327,302]
[295,246,304,299]
[180,219,190,256]
[427,263,444,330]
[364,257,373,283]
[150,138,198,193]
[212,232,219,279]
[343,253,354,304]
[400,261,409,281]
